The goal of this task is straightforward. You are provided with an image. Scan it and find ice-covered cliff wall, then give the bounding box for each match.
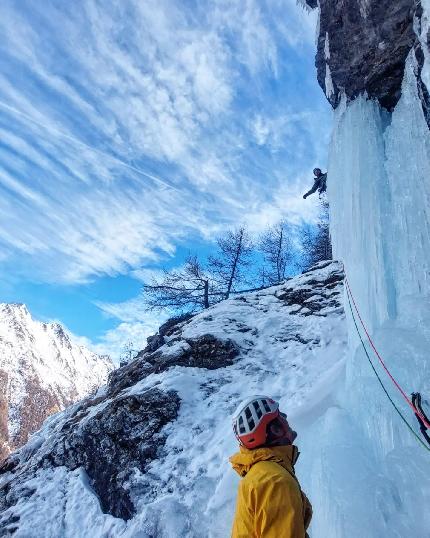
[302,1,430,537]
[329,54,430,330]
[308,72,430,535]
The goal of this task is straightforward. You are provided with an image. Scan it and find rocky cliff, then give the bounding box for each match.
[306,0,430,123]
[0,303,113,462]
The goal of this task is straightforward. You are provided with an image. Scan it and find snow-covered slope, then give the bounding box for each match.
[0,303,113,461]
[0,262,346,537]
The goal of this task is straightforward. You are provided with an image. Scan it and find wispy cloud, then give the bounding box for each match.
[0,0,330,357]
[93,296,165,361]
[0,0,328,286]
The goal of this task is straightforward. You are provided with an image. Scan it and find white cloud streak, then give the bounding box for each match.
[0,0,328,287]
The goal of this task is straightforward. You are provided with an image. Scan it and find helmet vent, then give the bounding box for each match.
[262,399,270,413]
[232,395,280,448]
[253,401,263,418]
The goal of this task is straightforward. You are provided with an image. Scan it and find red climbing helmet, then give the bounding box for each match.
[232,395,283,449]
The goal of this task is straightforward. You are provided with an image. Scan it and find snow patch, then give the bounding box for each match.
[325,63,335,100]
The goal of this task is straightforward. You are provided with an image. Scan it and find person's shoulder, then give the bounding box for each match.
[240,462,302,503]
[242,461,292,488]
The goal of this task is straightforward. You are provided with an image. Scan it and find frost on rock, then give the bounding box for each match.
[314,0,418,110]
[297,0,317,12]
[324,63,335,101]
[324,31,330,60]
[323,32,336,101]
[418,0,430,92]
[0,262,347,538]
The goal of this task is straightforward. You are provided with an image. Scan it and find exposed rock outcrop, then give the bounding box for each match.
[0,326,240,523]
[276,268,342,316]
[108,334,239,397]
[306,0,429,120]
[45,388,180,520]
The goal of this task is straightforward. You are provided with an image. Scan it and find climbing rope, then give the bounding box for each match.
[344,275,430,431]
[344,284,430,453]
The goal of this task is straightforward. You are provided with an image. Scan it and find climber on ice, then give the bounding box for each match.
[303,168,327,199]
[230,395,312,538]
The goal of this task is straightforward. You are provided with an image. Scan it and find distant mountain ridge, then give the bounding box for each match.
[0,303,113,461]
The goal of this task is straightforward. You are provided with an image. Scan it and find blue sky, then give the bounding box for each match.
[0,0,331,360]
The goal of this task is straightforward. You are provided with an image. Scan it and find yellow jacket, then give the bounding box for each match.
[230,445,312,538]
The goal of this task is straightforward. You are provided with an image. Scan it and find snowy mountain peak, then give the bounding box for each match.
[0,303,114,462]
[0,302,29,322]
[0,302,28,313]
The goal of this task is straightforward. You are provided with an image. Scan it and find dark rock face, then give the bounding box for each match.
[142,313,194,355]
[306,0,419,112]
[0,329,239,524]
[0,389,180,523]
[277,264,343,316]
[108,334,239,397]
[147,334,239,371]
[158,313,194,338]
[44,389,180,520]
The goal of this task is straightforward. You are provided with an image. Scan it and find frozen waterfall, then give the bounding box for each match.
[301,51,430,538]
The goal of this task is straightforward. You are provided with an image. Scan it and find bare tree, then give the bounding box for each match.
[143,255,211,311]
[208,227,254,299]
[300,200,332,270]
[119,341,137,367]
[259,221,293,285]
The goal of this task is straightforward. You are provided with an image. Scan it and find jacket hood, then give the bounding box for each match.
[229,444,300,477]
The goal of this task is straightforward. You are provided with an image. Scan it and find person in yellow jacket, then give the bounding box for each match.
[230,395,312,537]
